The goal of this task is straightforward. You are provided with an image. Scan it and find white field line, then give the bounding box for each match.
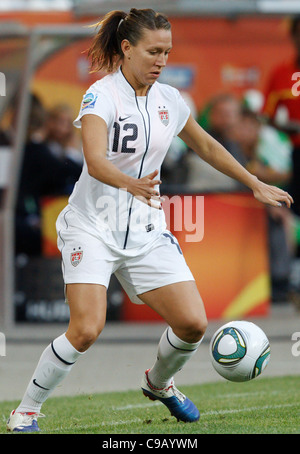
[109,402,300,425]
[113,390,281,411]
[113,401,161,411]
[47,401,299,432]
[201,402,299,417]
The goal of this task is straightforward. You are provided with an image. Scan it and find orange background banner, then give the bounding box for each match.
[4,13,292,118]
[121,193,270,321]
[42,193,270,321]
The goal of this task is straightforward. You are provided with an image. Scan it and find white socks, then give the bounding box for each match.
[147,327,203,389]
[16,333,83,414]
[16,327,202,414]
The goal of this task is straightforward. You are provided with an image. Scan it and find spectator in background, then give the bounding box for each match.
[185,93,247,192]
[0,129,11,146]
[262,15,300,304]
[262,15,300,218]
[235,108,294,302]
[15,95,82,256]
[46,104,83,168]
[236,108,292,188]
[161,92,197,187]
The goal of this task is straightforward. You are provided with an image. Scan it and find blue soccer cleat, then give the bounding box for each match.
[7,410,43,433]
[141,369,200,423]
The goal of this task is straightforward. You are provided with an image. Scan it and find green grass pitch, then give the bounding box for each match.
[1,375,299,434]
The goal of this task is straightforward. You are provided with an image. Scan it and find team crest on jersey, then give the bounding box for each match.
[158,108,169,126]
[82,92,98,110]
[70,247,83,267]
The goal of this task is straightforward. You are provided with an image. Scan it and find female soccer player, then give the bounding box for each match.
[7,8,293,432]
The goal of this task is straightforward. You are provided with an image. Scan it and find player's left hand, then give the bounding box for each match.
[252,180,294,208]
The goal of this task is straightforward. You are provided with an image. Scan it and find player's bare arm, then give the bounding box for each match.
[179,114,294,208]
[82,114,162,208]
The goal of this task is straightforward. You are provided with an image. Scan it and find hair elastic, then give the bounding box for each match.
[117,18,124,31]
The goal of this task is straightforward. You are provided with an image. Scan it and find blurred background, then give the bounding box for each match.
[1,0,300,331]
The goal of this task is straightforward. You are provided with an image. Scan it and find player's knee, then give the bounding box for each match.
[179,317,208,344]
[77,328,100,351]
[69,323,104,352]
[190,319,208,343]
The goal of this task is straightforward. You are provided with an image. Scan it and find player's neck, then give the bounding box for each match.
[121,66,150,97]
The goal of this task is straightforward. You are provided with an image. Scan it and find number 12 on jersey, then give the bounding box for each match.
[112,122,138,153]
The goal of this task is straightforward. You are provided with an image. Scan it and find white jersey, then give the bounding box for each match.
[69,67,190,256]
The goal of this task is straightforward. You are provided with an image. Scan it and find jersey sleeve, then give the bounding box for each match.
[174,89,191,136]
[73,86,115,129]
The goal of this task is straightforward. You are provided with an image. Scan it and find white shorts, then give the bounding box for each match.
[56,208,194,305]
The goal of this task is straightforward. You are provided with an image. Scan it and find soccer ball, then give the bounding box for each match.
[209,320,270,382]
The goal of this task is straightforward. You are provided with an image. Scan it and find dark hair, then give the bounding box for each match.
[87,8,171,73]
[290,15,300,36]
[240,107,261,123]
[209,93,240,111]
[27,93,48,140]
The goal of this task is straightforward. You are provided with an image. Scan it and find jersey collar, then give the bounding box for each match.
[116,66,153,99]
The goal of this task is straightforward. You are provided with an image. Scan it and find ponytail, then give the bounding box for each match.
[88,10,127,74]
[87,8,171,74]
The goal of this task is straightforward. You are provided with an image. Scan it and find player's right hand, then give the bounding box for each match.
[252,179,294,208]
[128,169,164,209]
